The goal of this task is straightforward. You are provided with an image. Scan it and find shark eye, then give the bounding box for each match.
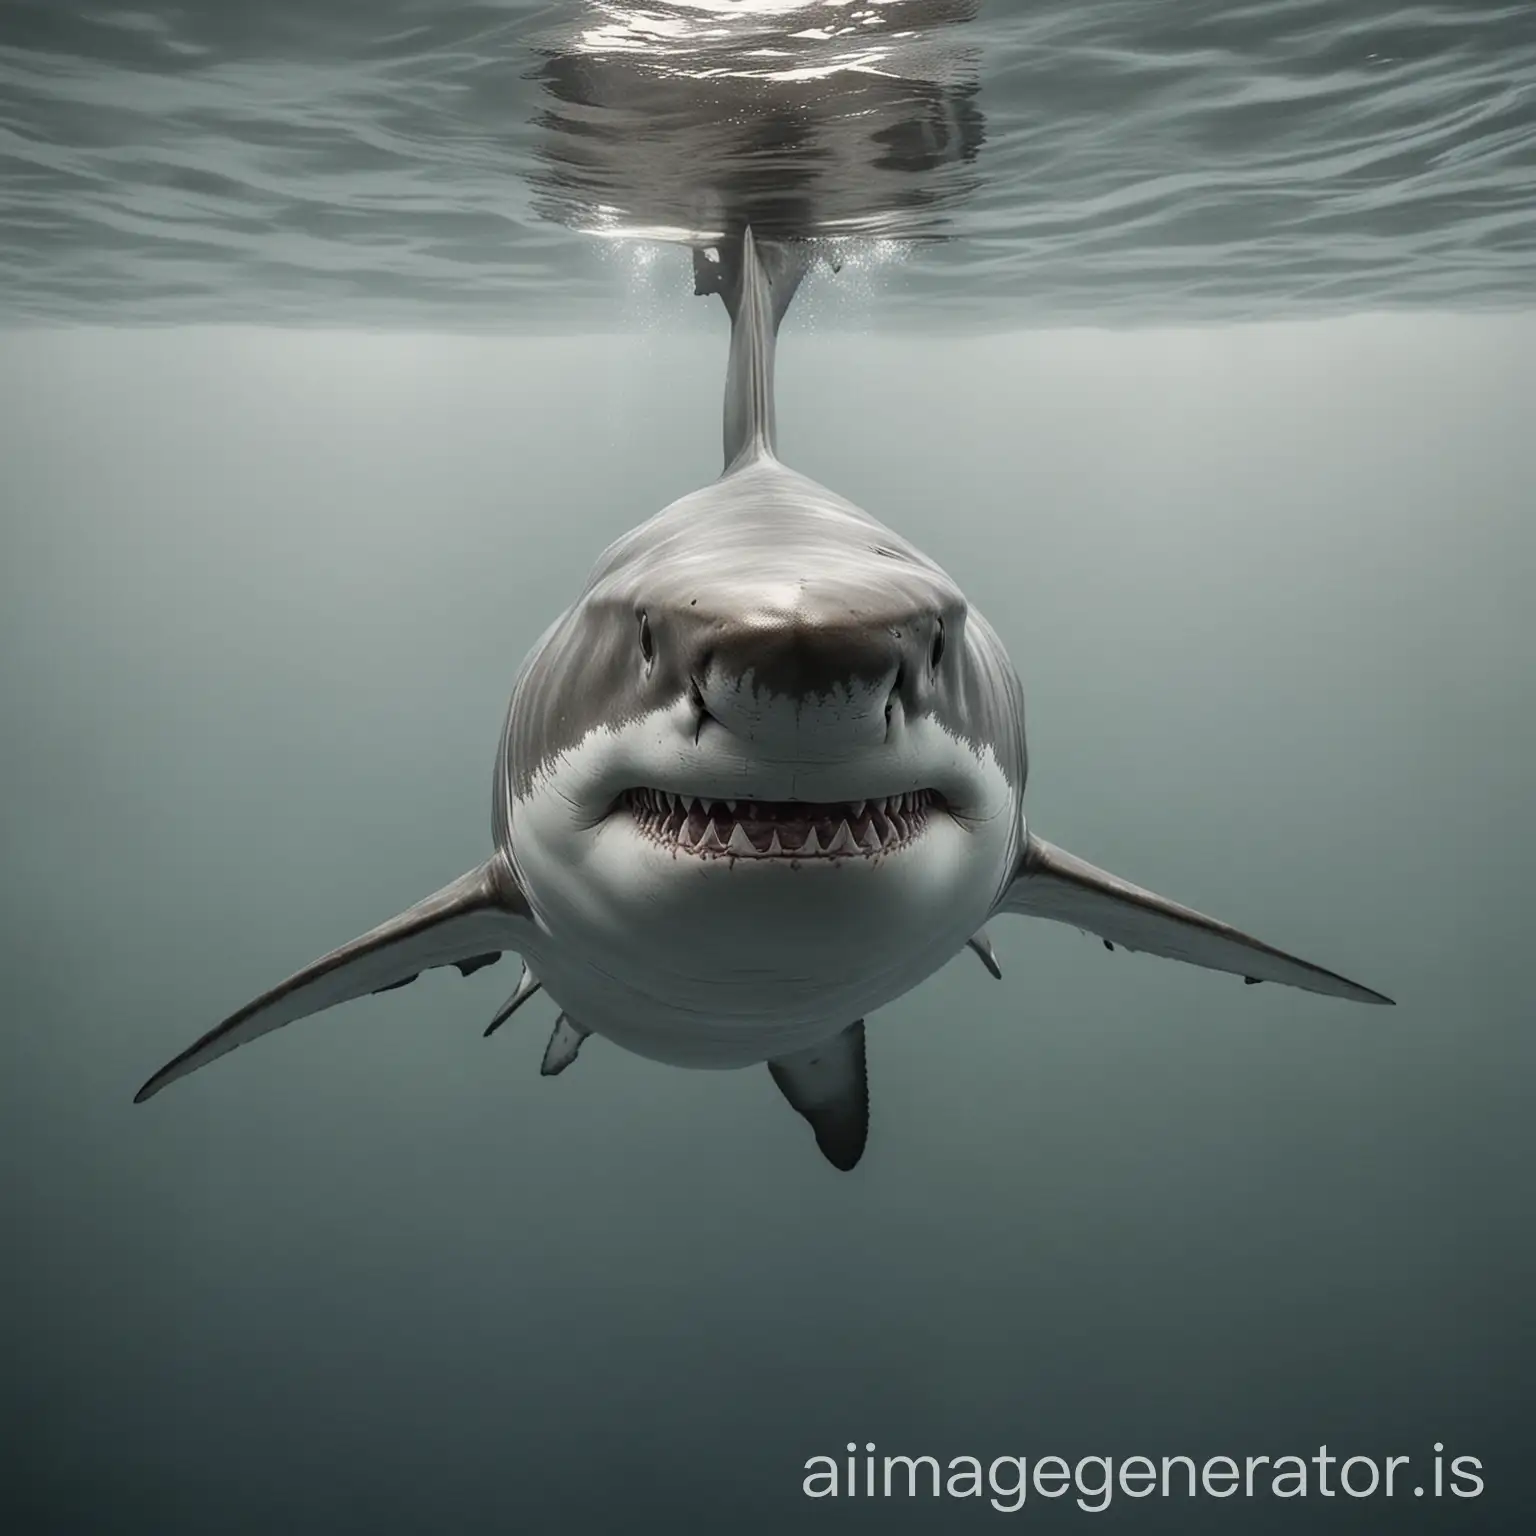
[638,611,655,667]
[930,619,946,669]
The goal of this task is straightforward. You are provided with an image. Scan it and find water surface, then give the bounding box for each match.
[3,0,1534,325]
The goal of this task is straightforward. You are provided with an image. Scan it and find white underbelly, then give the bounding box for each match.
[516,923,970,1068]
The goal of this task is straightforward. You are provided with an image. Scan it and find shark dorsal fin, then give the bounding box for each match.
[698,228,810,474]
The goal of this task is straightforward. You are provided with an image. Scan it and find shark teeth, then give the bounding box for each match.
[623,788,942,862]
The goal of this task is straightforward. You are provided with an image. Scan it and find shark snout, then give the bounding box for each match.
[686,596,947,755]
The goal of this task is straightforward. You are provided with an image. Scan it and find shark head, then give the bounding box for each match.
[500,454,1026,1060]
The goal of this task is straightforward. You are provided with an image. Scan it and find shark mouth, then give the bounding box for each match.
[622,789,942,860]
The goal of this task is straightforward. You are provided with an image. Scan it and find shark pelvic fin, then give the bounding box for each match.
[484,962,542,1038]
[996,833,1392,1005]
[696,226,811,474]
[540,1014,589,1077]
[966,928,1003,980]
[767,1021,869,1172]
[134,857,531,1103]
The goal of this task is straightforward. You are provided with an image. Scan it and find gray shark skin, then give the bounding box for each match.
[134,228,1392,1169]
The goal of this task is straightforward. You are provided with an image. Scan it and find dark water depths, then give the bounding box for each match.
[3,0,1534,325]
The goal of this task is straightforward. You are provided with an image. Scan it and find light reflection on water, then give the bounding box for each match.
[1,1,1532,324]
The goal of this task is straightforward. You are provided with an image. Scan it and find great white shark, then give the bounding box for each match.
[135,229,1391,1169]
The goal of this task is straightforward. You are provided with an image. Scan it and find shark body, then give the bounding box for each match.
[135,231,1390,1170]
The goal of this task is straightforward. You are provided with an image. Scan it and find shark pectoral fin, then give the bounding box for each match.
[378,950,502,995]
[540,1014,589,1077]
[134,858,532,1103]
[966,928,1003,979]
[996,834,1393,1005]
[768,1021,869,1172]
[484,962,542,1038]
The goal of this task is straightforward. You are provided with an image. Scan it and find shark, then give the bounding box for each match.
[134,229,1391,1170]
